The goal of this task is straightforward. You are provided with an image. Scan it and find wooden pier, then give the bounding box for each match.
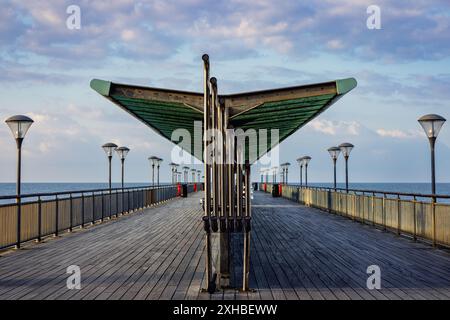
[0,191,449,300]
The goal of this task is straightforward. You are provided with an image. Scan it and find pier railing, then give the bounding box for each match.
[259,183,450,248]
[0,183,200,250]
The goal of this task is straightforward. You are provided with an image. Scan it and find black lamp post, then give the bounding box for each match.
[5,115,34,249]
[418,114,446,195]
[115,146,130,189]
[303,156,311,187]
[328,146,341,190]
[197,170,201,183]
[296,157,304,187]
[102,143,118,191]
[339,143,354,192]
[156,158,163,186]
[149,156,159,186]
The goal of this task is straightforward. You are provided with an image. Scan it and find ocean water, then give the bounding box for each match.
[0,183,170,198]
[0,182,449,197]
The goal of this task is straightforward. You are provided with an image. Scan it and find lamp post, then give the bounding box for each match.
[339,143,354,192]
[191,168,197,183]
[115,146,130,189]
[328,146,341,190]
[272,167,278,183]
[296,157,304,187]
[197,170,201,182]
[102,143,118,191]
[149,156,159,186]
[156,158,163,186]
[282,163,290,184]
[5,115,34,249]
[418,114,446,195]
[260,169,264,183]
[302,156,311,187]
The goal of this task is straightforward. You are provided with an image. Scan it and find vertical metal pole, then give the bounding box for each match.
[37,196,42,242]
[15,138,23,249]
[345,156,349,192]
[413,195,417,241]
[69,193,73,232]
[430,137,436,195]
[211,78,219,221]
[152,164,155,186]
[91,192,95,224]
[108,155,112,220]
[243,161,251,291]
[333,158,337,190]
[55,195,59,236]
[81,192,85,227]
[305,164,308,187]
[121,158,125,215]
[157,165,160,186]
[202,54,214,293]
[300,165,303,188]
[397,194,401,235]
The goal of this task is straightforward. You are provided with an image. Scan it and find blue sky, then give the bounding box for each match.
[1,0,450,184]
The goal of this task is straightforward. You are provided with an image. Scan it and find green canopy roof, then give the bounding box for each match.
[90,77,356,162]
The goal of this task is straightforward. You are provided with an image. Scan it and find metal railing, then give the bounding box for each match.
[0,183,201,250]
[259,183,450,248]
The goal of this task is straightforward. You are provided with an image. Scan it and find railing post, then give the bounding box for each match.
[413,196,417,241]
[91,192,95,224]
[432,196,436,247]
[81,192,85,228]
[37,196,42,242]
[116,190,119,218]
[397,194,401,235]
[69,193,73,232]
[101,191,104,222]
[382,193,386,231]
[55,195,59,237]
[372,192,375,226]
[361,192,365,224]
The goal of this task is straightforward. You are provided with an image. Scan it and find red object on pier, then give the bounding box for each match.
[279,184,282,195]
[194,183,197,192]
[177,183,181,196]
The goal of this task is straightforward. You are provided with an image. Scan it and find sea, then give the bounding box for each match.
[0,182,449,197]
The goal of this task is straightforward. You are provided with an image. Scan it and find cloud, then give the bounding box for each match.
[306,119,361,136]
[1,0,449,68]
[376,128,422,139]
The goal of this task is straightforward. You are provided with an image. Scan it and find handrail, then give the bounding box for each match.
[270,183,450,200]
[0,183,201,250]
[259,182,450,248]
[0,183,196,201]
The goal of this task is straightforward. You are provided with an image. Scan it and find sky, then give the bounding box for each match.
[1,0,450,184]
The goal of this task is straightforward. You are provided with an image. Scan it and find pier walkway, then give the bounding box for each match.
[0,191,449,300]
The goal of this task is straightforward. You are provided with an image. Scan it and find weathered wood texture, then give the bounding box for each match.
[0,191,449,300]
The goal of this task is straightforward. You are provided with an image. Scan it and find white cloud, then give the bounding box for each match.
[306,119,360,136]
[376,128,422,139]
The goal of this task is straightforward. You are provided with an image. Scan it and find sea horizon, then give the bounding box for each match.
[1,182,450,197]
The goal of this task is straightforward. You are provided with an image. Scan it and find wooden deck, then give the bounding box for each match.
[0,191,449,300]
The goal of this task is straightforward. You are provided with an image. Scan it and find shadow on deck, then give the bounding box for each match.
[0,191,449,300]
